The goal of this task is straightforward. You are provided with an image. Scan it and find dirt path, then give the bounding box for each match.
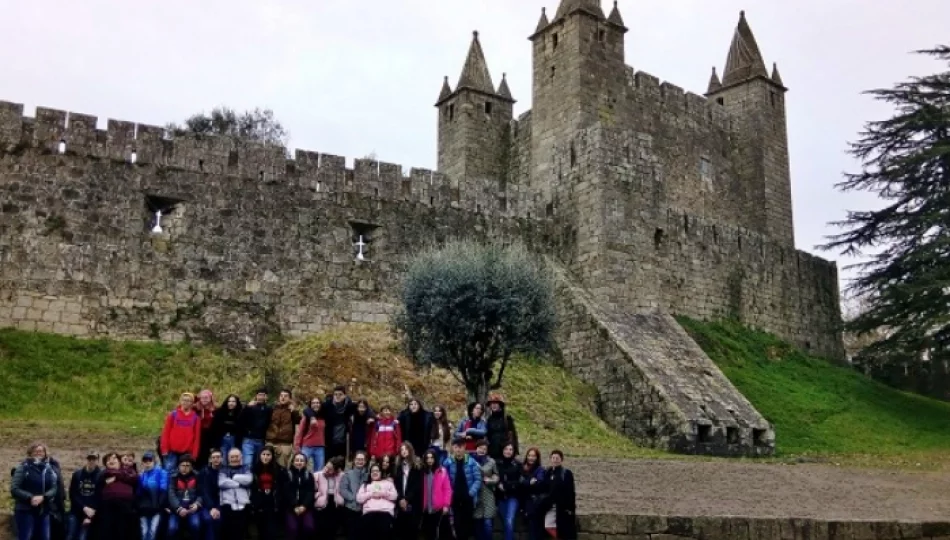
[4,429,950,521]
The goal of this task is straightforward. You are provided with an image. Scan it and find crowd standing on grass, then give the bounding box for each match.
[10,385,578,540]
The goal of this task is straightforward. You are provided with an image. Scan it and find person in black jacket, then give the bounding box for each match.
[212,394,245,459]
[284,453,316,540]
[67,451,101,540]
[322,385,361,461]
[397,399,434,461]
[496,443,522,540]
[200,449,224,539]
[485,393,519,461]
[240,389,272,467]
[537,450,577,540]
[250,446,284,540]
[393,442,423,540]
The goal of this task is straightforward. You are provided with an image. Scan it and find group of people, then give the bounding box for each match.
[10,384,578,540]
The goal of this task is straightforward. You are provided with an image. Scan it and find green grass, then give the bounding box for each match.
[0,328,261,433]
[679,317,950,458]
[0,326,657,458]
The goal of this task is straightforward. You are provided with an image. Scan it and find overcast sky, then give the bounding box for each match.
[2,1,947,288]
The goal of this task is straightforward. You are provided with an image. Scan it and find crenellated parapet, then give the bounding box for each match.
[622,67,733,133]
[0,101,526,218]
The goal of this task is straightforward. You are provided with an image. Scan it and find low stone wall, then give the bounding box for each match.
[3,512,948,539]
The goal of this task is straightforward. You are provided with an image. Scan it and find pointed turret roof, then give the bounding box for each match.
[771,62,785,88]
[607,1,626,28]
[497,73,514,102]
[707,67,722,94]
[456,31,495,95]
[437,76,452,103]
[535,7,550,34]
[721,11,769,87]
[554,0,605,21]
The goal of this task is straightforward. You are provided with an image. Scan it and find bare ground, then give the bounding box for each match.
[4,426,950,521]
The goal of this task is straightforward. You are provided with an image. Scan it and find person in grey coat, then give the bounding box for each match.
[339,450,369,540]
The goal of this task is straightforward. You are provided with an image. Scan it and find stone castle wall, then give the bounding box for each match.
[0,99,840,361]
[0,102,561,346]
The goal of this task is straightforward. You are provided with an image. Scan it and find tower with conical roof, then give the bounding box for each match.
[435,31,515,183]
[706,11,793,245]
[528,0,628,189]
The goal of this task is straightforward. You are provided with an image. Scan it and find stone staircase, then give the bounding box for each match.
[550,262,774,456]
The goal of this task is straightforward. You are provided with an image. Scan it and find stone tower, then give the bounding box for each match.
[705,12,794,245]
[436,31,515,183]
[528,0,628,191]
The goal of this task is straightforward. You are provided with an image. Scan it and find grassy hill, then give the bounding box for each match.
[679,317,950,461]
[0,325,652,458]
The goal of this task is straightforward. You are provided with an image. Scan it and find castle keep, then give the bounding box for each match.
[0,1,843,456]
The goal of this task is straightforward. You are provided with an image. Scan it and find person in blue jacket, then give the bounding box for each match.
[136,451,168,540]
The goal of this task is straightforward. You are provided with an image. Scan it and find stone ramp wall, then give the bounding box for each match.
[4,513,948,539]
[551,262,774,456]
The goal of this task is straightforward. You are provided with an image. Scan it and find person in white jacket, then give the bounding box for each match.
[356,463,398,538]
[219,448,253,540]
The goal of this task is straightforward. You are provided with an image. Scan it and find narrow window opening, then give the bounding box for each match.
[770,92,777,107]
[598,29,606,42]
[726,427,739,444]
[716,97,724,105]
[430,196,434,206]
[684,214,689,233]
[569,143,576,167]
[259,170,265,181]
[752,429,767,447]
[550,66,556,80]
[738,235,743,251]
[484,102,493,115]
[449,104,455,121]
[57,139,66,154]
[552,33,559,50]
[476,204,481,213]
[198,159,205,172]
[653,228,665,249]
[697,425,712,444]
[546,202,554,217]
[374,188,379,198]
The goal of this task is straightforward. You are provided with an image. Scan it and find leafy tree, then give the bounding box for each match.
[822,46,950,369]
[165,106,289,148]
[393,241,557,403]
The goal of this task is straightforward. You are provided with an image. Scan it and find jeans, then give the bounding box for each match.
[301,445,325,471]
[164,451,185,474]
[168,512,202,537]
[219,434,237,459]
[498,498,519,540]
[67,513,90,540]
[242,439,264,467]
[202,508,222,540]
[476,518,494,540]
[140,514,162,540]
[15,510,50,540]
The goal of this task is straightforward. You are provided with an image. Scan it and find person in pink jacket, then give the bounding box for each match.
[419,449,453,540]
[314,456,345,540]
[356,463,398,537]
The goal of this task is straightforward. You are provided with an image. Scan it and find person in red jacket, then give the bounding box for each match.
[160,392,202,474]
[368,405,402,459]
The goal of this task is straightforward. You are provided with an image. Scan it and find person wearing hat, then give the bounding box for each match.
[484,393,519,461]
[137,451,168,540]
[66,451,101,540]
[160,392,202,474]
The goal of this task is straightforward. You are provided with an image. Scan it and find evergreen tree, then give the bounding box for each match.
[823,46,950,368]
[393,241,556,403]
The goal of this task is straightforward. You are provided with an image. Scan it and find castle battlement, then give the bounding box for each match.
[0,100,527,216]
[622,67,733,132]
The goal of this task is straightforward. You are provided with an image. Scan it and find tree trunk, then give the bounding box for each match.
[466,376,490,405]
